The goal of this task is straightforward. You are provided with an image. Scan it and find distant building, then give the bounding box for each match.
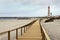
[50,12,52,16]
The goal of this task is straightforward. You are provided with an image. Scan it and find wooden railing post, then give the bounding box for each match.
[16,29,18,39]
[29,24,32,28]
[40,24,42,34]
[8,31,10,40]
[28,24,30,28]
[26,26,27,31]
[21,28,22,36]
[24,27,25,33]
[28,25,30,29]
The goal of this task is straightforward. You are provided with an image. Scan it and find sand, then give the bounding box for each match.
[0,19,34,40]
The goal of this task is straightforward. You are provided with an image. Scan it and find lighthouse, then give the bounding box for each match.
[48,6,50,16]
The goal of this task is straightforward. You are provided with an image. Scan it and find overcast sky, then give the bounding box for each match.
[0,0,60,17]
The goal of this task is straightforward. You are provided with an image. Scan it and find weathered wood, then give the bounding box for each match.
[8,31,10,40]
[26,26,27,31]
[24,27,25,33]
[21,28,22,36]
[41,23,51,40]
[0,19,37,40]
[16,29,18,39]
[18,20,42,40]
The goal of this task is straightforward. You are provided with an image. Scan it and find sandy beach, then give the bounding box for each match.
[0,19,34,40]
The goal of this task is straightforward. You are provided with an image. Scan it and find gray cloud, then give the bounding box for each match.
[53,0,60,7]
[15,0,53,6]
[0,0,60,17]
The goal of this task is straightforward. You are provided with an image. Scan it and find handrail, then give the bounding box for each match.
[39,19,51,40]
[0,19,37,40]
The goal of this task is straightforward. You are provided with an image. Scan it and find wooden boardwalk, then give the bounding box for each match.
[17,20,42,40]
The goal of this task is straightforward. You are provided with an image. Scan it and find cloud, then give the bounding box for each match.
[15,0,53,6]
[0,0,60,17]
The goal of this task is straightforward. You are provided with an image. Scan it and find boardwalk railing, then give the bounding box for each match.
[39,19,51,40]
[0,19,37,40]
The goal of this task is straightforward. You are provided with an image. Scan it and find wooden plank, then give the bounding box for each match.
[18,20,42,40]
